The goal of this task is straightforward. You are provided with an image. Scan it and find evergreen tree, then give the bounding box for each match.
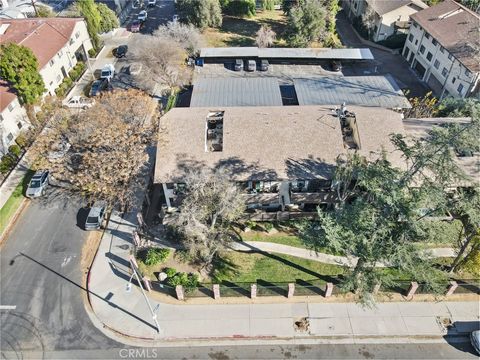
[0,43,45,105]
[96,3,119,33]
[177,0,222,29]
[76,0,101,49]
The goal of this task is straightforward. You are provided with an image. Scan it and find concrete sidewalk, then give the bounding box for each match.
[87,211,480,344]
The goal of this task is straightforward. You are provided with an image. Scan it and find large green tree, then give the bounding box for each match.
[0,43,45,105]
[96,3,119,33]
[75,0,101,49]
[286,0,327,47]
[300,110,480,305]
[177,0,222,29]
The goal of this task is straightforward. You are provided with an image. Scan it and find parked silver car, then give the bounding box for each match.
[246,60,256,71]
[471,330,480,355]
[84,206,105,230]
[26,170,49,198]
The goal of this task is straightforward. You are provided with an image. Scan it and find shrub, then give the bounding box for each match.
[0,155,15,174]
[245,220,257,230]
[164,92,178,112]
[69,62,86,81]
[165,270,200,293]
[144,248,171,266]
[262,0,276,10]
[8,144,21,159]
[377,33,407,49]
[55,77,73,97]
[88,48,97,58]
[263,222,274,232]
[15,134,29,148]
[163,267,178,278]
[224,0,256,17]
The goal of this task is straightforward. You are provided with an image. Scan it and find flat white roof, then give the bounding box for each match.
[199,47,374,60]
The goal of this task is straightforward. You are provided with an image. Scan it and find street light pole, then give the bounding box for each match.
[128,257,160,334]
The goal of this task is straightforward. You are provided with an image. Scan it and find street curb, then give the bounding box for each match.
[0,198,29,248]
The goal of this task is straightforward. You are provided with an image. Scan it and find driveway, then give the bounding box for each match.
[336,10,429,98]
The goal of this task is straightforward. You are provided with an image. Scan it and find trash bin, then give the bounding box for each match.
[195,58,204,66]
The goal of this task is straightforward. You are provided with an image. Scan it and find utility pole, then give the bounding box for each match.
[128,256,160,334]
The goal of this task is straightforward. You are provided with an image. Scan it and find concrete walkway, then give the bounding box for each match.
[87,211,479,344]
[233,241,455,267]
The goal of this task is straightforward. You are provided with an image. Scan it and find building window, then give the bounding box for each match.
[432,39,437,46]
[6,133,13,143]
[448,53,453,60]
[420,45,425,54]
[49,59,55,66]
[441,67,448,77]
[440,46,444,53]
[56,74,61,82]
[465,69,472,77]
[457,83,464,95]
[426,52,433,61]
[452,77,456,84]
[58,50,63,58]
[415,39,418,45]
[0,114,3,122]
[434,59,440,69]
[425,33,430,39]
[17,121,22,129]
[49,81,53,86]
[75,31,80,39]
[408,34,414,42]
[7,103,14,112]
[413,22,418,28]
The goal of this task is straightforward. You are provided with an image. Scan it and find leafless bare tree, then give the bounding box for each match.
[170,168,245,268]
[128,35,193,95]
[32,89,158,210]
[361,5,377,40]
[154,22,204,56]
[255,25,276,48]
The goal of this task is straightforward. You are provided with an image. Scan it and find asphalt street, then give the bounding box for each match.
[2,342,478,359]
[0,194,120,357]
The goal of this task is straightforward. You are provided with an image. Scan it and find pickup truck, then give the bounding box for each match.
[63,96,93,109]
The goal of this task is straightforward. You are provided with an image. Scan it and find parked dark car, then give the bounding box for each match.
[260,59,269,71]
[234,59,243,71]
[114,45,128,58]
[330,60,342,72]
[89,79,108,97]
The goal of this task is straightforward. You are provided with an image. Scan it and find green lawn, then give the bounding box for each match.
[204,10,288,47]
[212,251,345,283]
[0,170,34,235]
[241,231,306,247]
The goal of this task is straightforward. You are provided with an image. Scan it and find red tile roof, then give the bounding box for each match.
[0,17,81,68]
[0,80,17,113]
[410,0,480,72]
[0,18,83,111]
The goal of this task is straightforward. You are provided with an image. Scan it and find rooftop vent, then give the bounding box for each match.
[336,103,359,150]
[0,23,10,35]
[205,111,224,152]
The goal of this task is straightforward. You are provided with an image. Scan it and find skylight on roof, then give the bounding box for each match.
[0,23,10,35]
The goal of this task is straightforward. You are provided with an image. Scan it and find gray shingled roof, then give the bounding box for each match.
[294,75,411,108]
[190,78,283,107]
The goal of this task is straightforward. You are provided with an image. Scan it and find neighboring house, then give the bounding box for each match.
[0,8,26,19]
[154,105,406,215]
[0,18,93,96]
[402,0,480,99]
[0,81,29,155]
[343,0,428,42]
[0,18,93,155]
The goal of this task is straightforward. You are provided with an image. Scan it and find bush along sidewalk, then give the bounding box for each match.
[55,62,87,98]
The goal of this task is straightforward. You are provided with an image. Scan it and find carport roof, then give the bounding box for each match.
[294,75,411,109]
[190,78,283,107]
[199,47,374,60]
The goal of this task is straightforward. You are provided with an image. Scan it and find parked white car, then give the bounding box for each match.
[100,64,115,81]
[138,10,148,22]
[63,96,94,109]
[172,14,179,24]
[148,0,156,7]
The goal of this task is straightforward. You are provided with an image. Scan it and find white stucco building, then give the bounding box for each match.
[0,18,92,155]
[402,0,480,99]
[343,0,428,42]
